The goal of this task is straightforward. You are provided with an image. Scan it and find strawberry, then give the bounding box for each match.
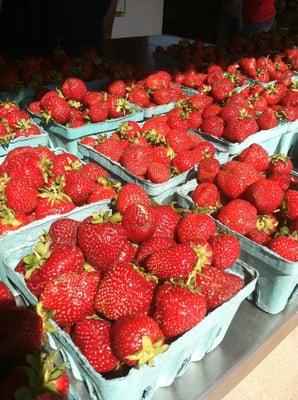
[108,80,126,97]
[145,71,170,89]
[61,77,87,101]
[48,218,80,246]
[248,214,278,245]
[128,87,150,108]
[51,153,80,176]
[153,282,207,338]
[121,204,156,243]
[257,107,278,130]
[191,182,219,211]
[166,108,190,131]
[172,149,201,173]
[209,234,240,269]
[116,183,150,214]
[267,154,293,177]
[202,104,222,119]
[211,78,234,102]
[245,178,284,214]
[238,143,269,172]
[151,146,171,165]
[41,271,100,326]
[153,87,172,105]
[282,190,298,220]
[111,314,167,367]
[0,307,43,361]
[146,162,171,183]
[83,91,105,108]
[166,128,193,154]
[197,157,220,183]
[82,162,109,181]
[95,137,126,162]
[201,115,224,137]
[0,280,15,311]
[262,83,286,106]
[34,197,75,220]
[195,266,244,310]
[88,101,109,122]
[43,97,71,125]
[95,263,157,320]
[268,236,298,262]
[120,144,152,177]
[5,178,38,215]
[72,318,119,373]
[108,96,132,119]
[136,236,175,265]
[216,160,260,199]
[176,212,216,243]
[64,170,93,206]
[218,199,258,236]
[223,112,258,142]
[117,121,141,140]
[191,94,213,110]
[151,204,181,238]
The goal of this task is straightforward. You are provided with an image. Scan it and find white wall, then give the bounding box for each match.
[112,0,164,39]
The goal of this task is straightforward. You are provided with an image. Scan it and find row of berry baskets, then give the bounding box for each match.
[0,78,297,400]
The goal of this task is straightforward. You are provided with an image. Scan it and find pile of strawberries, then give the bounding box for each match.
[0,146,118,236]
[194,79,298,143]
[0,280,70,399]
[235,51,298,84]
[28,77,135,128]
[81,115,218,183]
[172,63,247,92]
[0,101,41,145]
[188,144,298,262]
[15,183,244,374]
[107,70,184,108]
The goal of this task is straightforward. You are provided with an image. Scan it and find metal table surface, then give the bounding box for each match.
[72,298,298,400]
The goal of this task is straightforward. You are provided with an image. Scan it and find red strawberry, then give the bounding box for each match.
[223,113,258,142]
[153,87,172,105]
[120,144,152,177]
[268,154,293,177]
[195,266,244,310]
[201,116,225,137]
[245,178,284,214]
[257,107,278,130]
[82,162,109,181]
[108,96,132,119]
[0,280,15,311]
[88,101,109,122]
[0,307,43,361]
[151,204,181,238]
[146,244,197,280]
[209,233,240,269]
[218,199,258,236]
[217,160,260,199]
[64,170,93,206]
[211,78,234,102]
[95,263,157,320]
[136,236,175,265]
[166,128,193,154]
[191,94,213,110]
[268,236,298,262]
[248,214,278,245]
[43,97,71,125]
[61,77,87,101]
[116,183,150,214]
[146,162,171,183]
[151,146,171,165]
[172,149,201,173]
[108,80,126,97]
[166,108,190,131]
[78,213,127,271]
[153,282,207,338]
[41,271,100,325]
[191,182,219,211]
[111,314,167,366]
[83,91,105,108]
[35,197,75,220]
[282,190,298,220]
[5,179,38,215]
[176,212,216,243]
[121,204,156,243]
[117,121,141,140]
[197,157,220,183]
[128,87,150,108]
[238,143,269,172]
[202,104,222,119]
[72,318,119,373]
[48,218,80,246]
[51,153,80,176]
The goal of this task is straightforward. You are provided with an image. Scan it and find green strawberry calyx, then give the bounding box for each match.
[256,215,278,234]
[38,176,72,206]
[22,233,52,279]
[126,336,169,367]
[0,205,22,227]
[142,128,167,146]
[91,211,122,225]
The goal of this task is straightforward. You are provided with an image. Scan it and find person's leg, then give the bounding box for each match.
[242,16,275,36]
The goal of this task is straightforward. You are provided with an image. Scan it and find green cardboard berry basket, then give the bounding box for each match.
[28,104,145,157]
[176,179,298,314]
[0,209,258,400]
[194,122,295,159]
[78,128,229,203]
